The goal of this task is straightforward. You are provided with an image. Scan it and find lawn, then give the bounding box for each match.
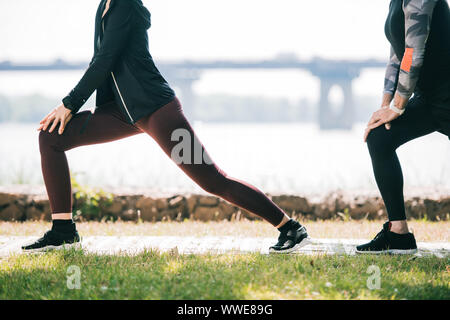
[0,220,448,300]
[0,249,448,300]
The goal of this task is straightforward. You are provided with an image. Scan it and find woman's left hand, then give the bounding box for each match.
[363,107,400,142]
[37,103,73,135]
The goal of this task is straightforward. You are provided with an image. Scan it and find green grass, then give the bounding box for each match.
[1,221,448,300]
[0,249,448,300]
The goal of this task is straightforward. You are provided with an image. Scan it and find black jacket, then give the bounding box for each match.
[62,0,175,124]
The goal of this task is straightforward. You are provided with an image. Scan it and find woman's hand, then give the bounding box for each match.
[37,103,73,135]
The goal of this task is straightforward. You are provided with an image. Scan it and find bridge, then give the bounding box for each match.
[0,57,386,129]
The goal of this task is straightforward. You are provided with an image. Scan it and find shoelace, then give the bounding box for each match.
[276,225,302,246]
[36,230,57,244]
[275,232,288,246]
[370,228,388,246]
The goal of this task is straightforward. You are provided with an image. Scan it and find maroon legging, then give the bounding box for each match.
[38,97,286,226]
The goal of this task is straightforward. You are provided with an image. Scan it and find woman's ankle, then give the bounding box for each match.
[52,212,73,220]
[275,215,291,229]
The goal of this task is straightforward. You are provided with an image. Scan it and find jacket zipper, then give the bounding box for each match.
[102,21,134,123]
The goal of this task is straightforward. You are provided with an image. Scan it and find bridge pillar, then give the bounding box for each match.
[175,79,196,120]
[162,69,200,121]
[317,77,355,130]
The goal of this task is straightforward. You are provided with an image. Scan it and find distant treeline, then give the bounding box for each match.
[0,94,378,123]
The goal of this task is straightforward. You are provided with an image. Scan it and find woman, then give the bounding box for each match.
[358,0,449,254]
[22,0,310,253]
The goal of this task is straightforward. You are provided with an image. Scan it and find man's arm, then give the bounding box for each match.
[383,46,401,99]
[395,0,438,100]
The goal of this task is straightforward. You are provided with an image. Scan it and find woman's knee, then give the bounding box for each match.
[39,129,65,153]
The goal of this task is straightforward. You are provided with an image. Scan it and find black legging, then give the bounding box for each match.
[367,93,446,221]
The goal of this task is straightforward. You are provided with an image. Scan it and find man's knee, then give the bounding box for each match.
[366,126,394,157]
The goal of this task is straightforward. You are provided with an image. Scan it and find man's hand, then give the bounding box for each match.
[37,103,73,135]
[364,106,400,142]
[364,92,408,142]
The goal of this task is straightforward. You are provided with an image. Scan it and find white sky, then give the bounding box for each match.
[0,0,391,101]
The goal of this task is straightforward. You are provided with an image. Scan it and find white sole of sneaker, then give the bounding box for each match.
[269,237,312,254]
[23,241,82,253]
[355,248,418,255]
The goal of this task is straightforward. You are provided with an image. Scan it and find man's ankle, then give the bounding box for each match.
[389,220,409,235]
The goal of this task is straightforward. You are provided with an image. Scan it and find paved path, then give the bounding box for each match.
[0,236,448,258]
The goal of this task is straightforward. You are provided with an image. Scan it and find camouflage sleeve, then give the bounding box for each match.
[396,0,438,99]
[383,46,401,95]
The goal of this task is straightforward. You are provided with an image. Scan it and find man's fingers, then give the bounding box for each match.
[368,120,383,130]
[368,114,380,126]
[364,119,384,142]
[385,122,391,130]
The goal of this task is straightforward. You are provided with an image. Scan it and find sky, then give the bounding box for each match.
[0,0,391,101]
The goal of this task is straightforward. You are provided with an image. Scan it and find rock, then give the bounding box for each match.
[168,195,184,208]
[193,206,222,221]
[0,190,448,222]
[121,195,141,210]
[218,201,237,220]
[136,197,158,221]
[120,209,138,221]
[272,195,311,214]
[198,196,219,207]
[105,199,124,216]
[0,204,24,221]
[405,198,425,220]
[312,203,333,220]
[348,197,384,220]
[423,197,450,221]
[25,206,51,221]
[156,198,168,211]
[238,208,259,221]
[157,208,180,221]
[186,195,199,214]
[25,199,51,221]
[0,193,19,207]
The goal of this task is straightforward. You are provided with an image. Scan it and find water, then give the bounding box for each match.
[0,122,449,195]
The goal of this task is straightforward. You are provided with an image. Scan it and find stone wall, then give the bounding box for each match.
[0,191,449,222]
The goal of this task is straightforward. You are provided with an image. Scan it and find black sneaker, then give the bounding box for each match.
[269,220,310,254]
[21,229,81,252]
[356,221,417,255]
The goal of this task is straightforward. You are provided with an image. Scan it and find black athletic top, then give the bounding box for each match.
[62,0,175,124]
[383,0,450,99]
